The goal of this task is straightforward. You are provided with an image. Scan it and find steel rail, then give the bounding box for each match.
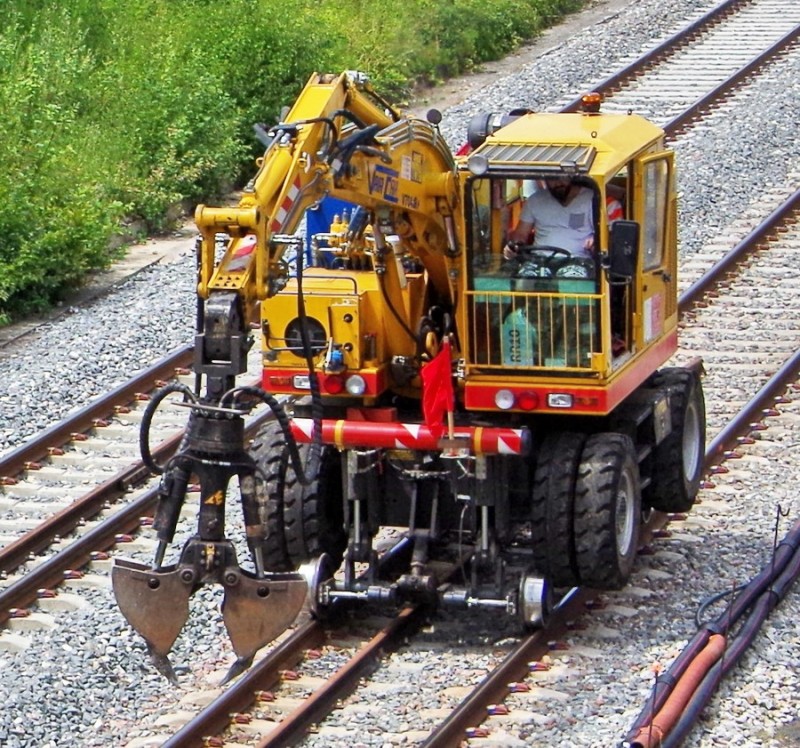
[418,186,800,748]
[421,587,588,748]
[0,480,160,626]
[0,372,265,576]
[704,347,800,469]
[0,404,275,623]
[560,0,752,111]
[173,185,800,746]
[160,619,326,748]
[0,343,193,477]
[679,187,800,310]
[0,429,183,573]
[159,537,417,748]
[255,604,427,748]
[0,1,796,743]
[663,24,800,136]
[419,340,800,746]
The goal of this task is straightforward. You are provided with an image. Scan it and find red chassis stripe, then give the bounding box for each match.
[464,330,678,416]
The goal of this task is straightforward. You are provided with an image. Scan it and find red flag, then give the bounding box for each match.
[421,338,454,436]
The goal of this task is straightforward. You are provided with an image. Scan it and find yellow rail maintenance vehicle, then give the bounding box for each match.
[112,72,705,681]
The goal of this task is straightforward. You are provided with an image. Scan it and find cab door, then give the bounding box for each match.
[632,151,677,350]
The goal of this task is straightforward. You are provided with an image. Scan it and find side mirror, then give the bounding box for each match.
[608,220,639,279]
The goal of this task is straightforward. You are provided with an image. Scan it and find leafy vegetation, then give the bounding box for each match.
[0,0,581,323]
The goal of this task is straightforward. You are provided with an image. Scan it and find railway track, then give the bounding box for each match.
[561,0,800,126]
[1,0,799,745]
[0,344,264,633]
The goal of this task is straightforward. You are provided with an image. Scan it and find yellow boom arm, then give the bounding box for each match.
[195,71,461,323]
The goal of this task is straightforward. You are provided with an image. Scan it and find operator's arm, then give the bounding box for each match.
[508,219,534,244]
[504,216,535,259]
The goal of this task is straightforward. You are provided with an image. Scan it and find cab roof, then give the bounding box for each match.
[466,111,665,180]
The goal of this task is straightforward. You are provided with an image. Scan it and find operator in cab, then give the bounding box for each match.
[503,175,596,261]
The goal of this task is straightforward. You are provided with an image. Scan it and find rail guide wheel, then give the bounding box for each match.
[518,571,553,631]
[301,552,338,621]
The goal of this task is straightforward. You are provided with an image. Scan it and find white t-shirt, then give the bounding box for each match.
[519,187,594,258]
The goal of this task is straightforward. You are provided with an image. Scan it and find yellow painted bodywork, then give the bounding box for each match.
[455,110,678,408]
[194,72,680,416]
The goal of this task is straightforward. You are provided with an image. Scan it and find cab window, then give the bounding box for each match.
[642,159,669,271]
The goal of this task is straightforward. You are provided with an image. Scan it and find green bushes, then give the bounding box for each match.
[0,8,122,318]
[0,0,581,323]
[313,0,581,96]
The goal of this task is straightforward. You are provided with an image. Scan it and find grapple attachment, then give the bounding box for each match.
[220,567,308,679]
[112,537,308,682]
[112,558,192,658]
[112,392,313,682]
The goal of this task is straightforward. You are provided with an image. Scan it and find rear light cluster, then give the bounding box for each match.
[495,389,542,411]
[322,373,366,395]
[268,373,366,396]
[494,389,581,411]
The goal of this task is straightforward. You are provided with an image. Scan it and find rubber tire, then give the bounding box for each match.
[282,442,347,569]
[574,433,641,590]
[249,422,348,571]
[530,432,586,587]
[247,421,293,572]
[644,367,706,513]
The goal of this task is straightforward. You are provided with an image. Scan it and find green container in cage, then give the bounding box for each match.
[502,307,537,366]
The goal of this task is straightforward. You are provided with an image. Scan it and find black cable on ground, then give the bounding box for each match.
[623,518,800,747]
[661,538,800,747]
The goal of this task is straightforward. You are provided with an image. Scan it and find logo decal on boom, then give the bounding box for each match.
[369,164,399,203]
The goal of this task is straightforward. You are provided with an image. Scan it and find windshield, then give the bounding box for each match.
[468,175,602,288]
[464,175,603,371]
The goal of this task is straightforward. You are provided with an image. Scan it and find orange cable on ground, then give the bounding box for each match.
[629,633,727,747]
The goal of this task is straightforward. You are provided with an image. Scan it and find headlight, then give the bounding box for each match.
[345,374,366,395]
[495,389,515,410]
[292,374,311,389]
[547,393,574,409]
[467,153,489,176]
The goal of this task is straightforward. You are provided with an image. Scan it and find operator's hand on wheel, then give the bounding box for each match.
[503,241,521,260]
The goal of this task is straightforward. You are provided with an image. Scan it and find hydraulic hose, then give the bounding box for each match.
[219,235,324,488]
[291,232,323,485]
[225,384,317,487]
[139,380,197,474]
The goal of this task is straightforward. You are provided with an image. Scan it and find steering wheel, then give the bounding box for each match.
[517,245,572,262]
[511,244,572,278]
